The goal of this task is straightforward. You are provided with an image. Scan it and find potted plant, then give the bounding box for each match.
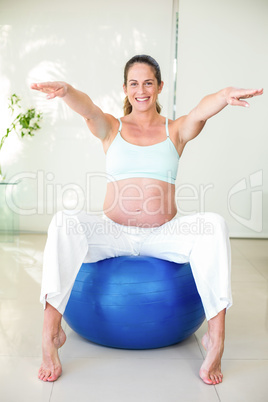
[0,94,42,181]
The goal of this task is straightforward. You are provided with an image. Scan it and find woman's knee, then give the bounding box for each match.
[203,212,229,236]
[48,209,82,233]
[49,209,107,239]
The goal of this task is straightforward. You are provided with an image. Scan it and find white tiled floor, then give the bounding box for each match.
[0,235,268,402]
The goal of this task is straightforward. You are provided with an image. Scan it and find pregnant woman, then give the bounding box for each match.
[31,54,263,384]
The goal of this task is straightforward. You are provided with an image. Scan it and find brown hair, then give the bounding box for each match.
[123,55,162,116]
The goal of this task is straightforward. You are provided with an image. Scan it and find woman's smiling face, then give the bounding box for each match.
[123,63,163,112]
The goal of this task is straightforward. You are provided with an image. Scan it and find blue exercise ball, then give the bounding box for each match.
[63,256,205,349]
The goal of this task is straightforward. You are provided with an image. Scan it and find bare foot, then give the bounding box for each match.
[199,332,224,385]
[38,326,66,382]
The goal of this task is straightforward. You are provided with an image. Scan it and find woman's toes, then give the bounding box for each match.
[199,369,213,385]
[209,374,216,384]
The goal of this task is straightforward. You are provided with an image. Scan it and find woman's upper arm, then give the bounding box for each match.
[175,111,206,145]
[85,109,118,142]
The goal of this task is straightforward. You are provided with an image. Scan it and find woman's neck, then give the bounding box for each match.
[126,109,162,127]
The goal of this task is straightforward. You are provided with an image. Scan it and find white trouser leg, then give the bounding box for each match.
[41,210,232,319]
[140,213,232,321]
[40,211,89,314]
[40,210,135,314]
[188,213,232,320]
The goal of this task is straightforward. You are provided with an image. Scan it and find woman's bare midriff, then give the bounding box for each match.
[103,177,177,227]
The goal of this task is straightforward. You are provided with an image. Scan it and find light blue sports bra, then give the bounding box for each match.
[106,117,179,184]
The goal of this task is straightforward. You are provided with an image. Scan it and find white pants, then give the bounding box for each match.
[41,211,232,321]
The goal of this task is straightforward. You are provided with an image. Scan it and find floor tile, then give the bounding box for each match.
[61,324,204,360]
[0,301,43,357]
[51,357,219,402]
[0,356,52,402]
[229,240,244,258]
[250,257,268,280]
[1,235,268,402]
[231,256,266,282]
[217,360,268,402]
[231,239,268,259]
[0,239,43,302]
[196,281,268,360]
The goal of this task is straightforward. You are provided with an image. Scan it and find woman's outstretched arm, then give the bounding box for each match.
[176,87,263,145]
[30,82,117,140]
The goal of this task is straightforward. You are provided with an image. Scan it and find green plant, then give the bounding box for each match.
[0,94,42,180]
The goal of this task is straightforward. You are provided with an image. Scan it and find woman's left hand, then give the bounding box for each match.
[226,87,263,107]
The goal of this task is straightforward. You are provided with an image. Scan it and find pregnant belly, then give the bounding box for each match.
[103,178,177,227]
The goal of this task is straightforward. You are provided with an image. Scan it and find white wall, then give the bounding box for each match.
[0,0,174,231]
[176,0,268,237]
[1,0,267,237]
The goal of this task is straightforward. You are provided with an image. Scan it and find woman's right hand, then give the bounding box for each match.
[30,81,68,99]
[30,81,116,141]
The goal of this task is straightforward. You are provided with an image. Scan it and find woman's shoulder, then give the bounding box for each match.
[167,115,186,127]
[168,115,189,139]
[166,116,187,155]
[166,116,182,135]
